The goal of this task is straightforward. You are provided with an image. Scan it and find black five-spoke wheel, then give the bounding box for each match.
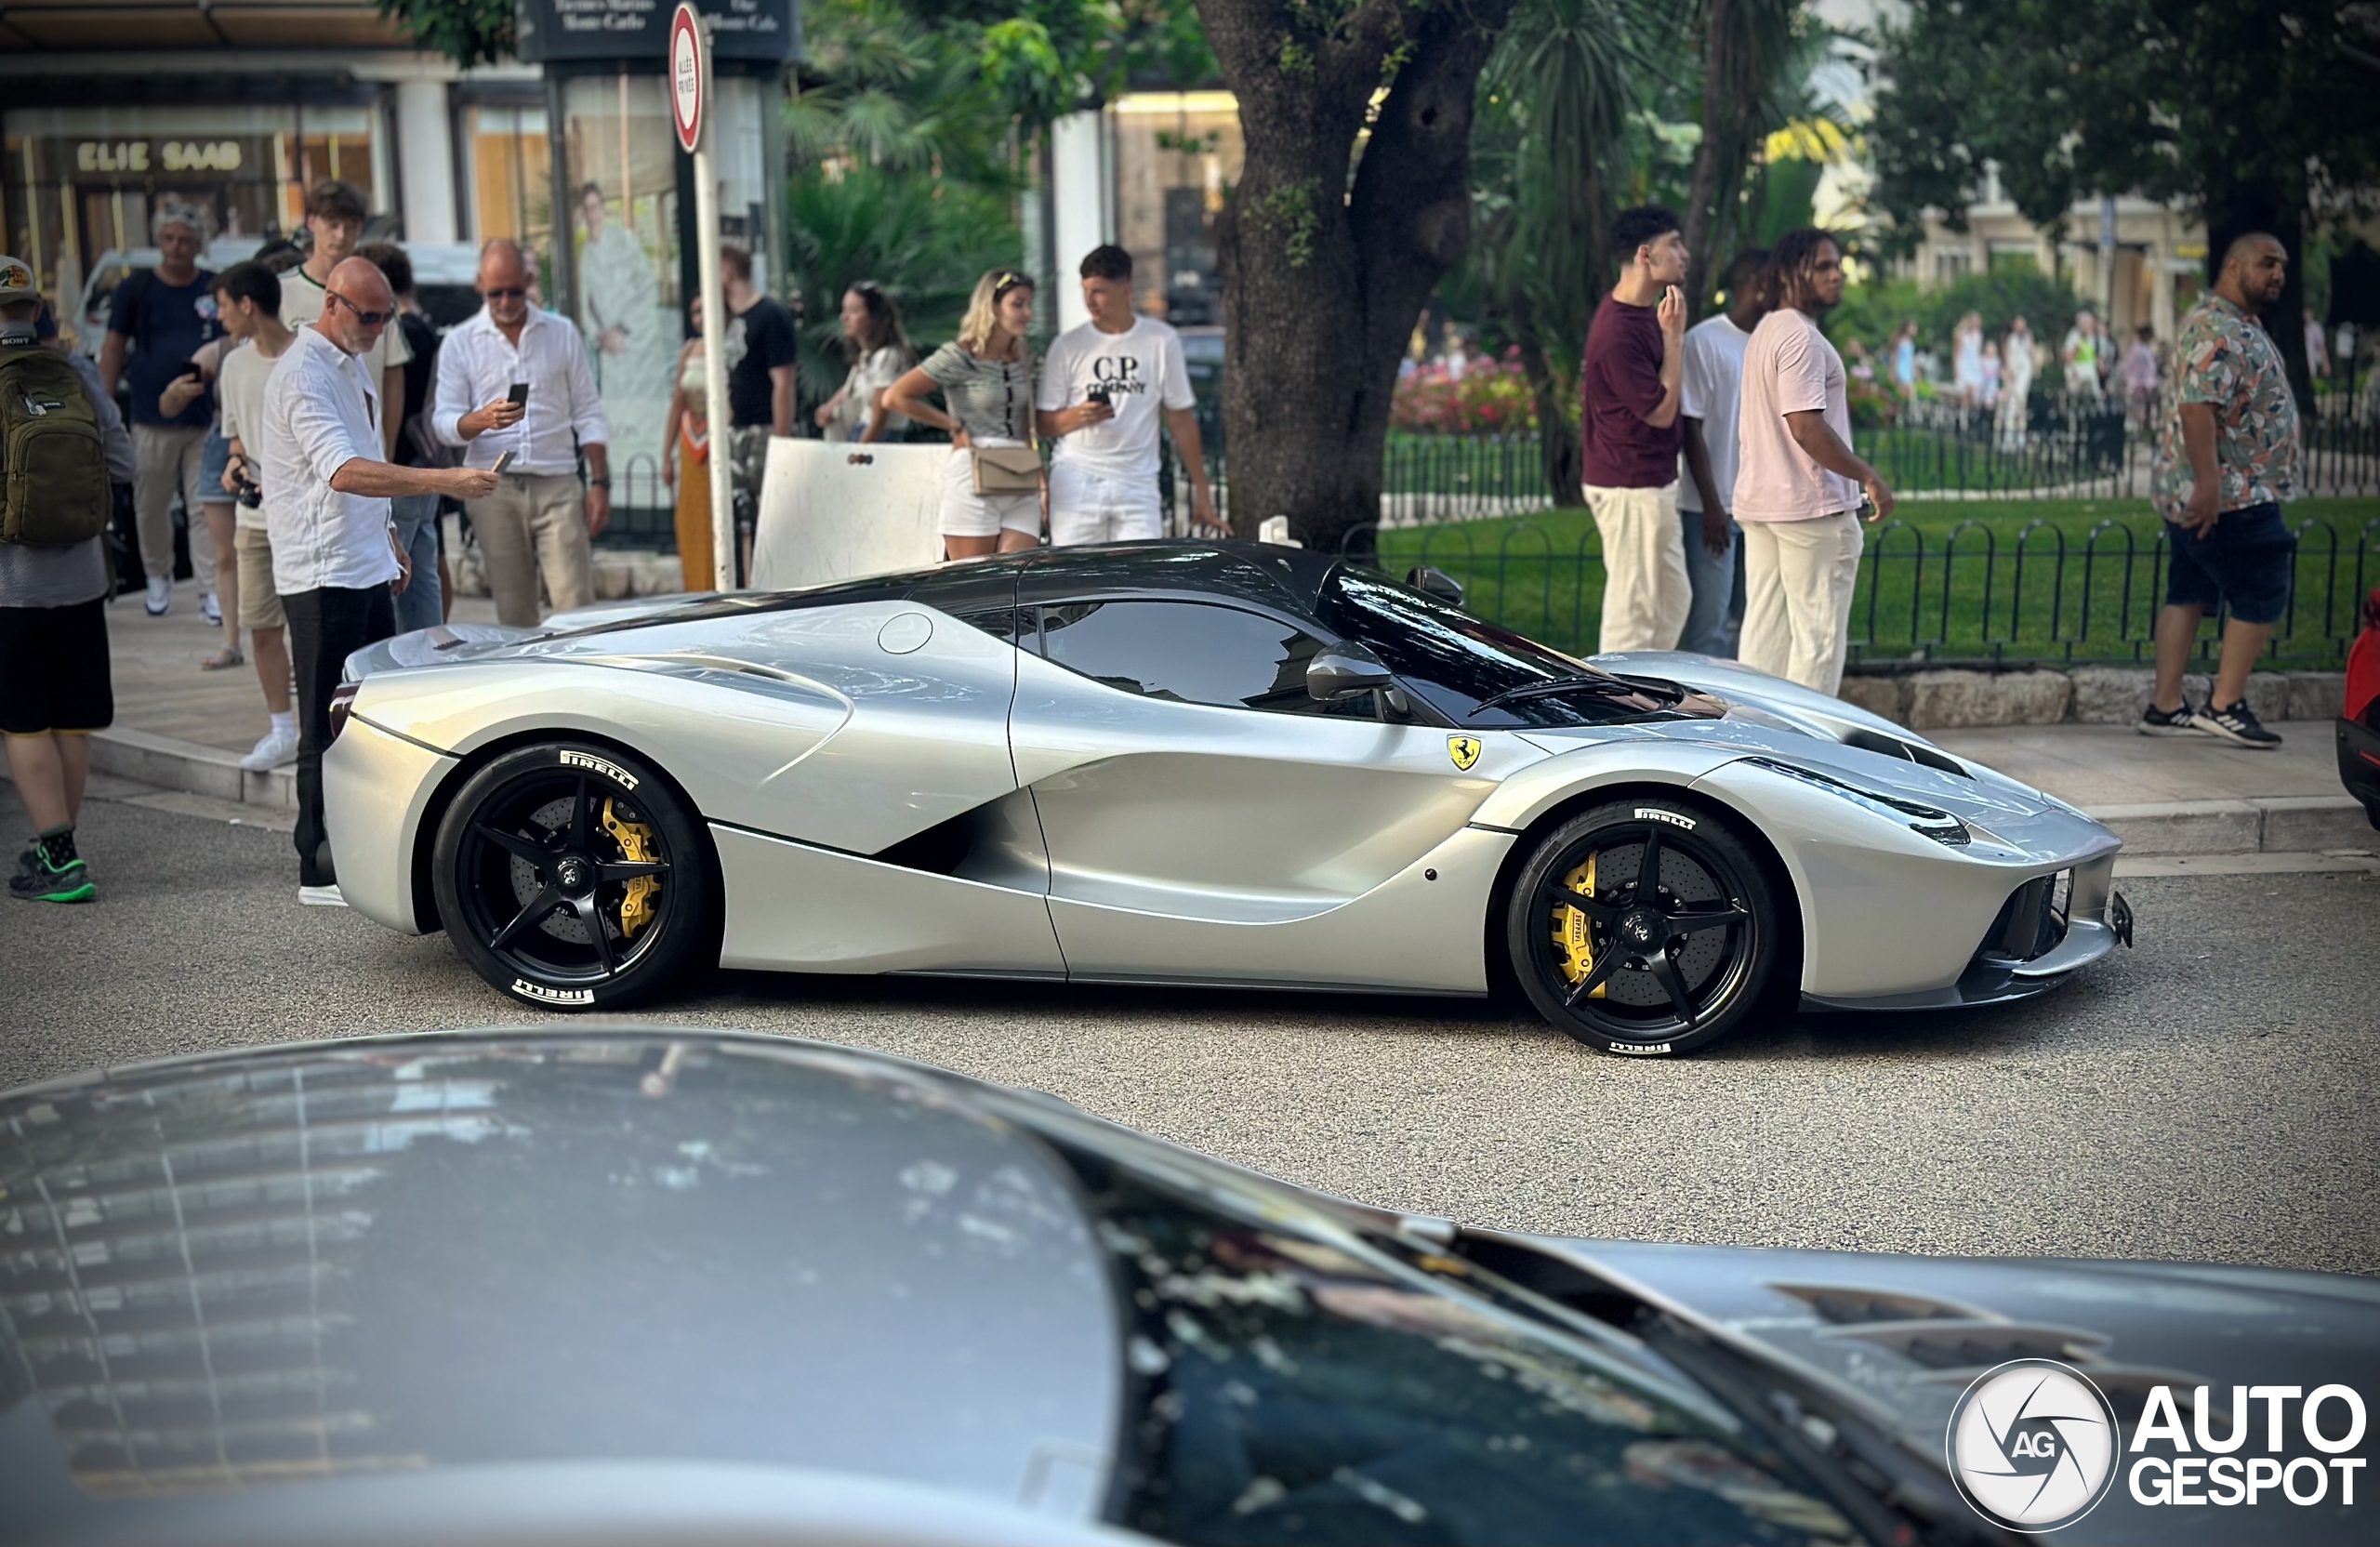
[433,743,714,1010]
[1508,798,1782,1057]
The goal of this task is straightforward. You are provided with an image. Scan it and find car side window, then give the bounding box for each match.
[1034,601,1372,719]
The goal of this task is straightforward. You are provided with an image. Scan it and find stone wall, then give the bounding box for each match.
[1839,668,2347,730]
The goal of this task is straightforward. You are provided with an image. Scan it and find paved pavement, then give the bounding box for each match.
[7,774,2376,1279]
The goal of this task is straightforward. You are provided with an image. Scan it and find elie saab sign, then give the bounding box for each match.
[515,0,798,62]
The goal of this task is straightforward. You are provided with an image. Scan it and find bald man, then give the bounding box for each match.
[263,257,499,905]
[2143,231,2304,748]
[431,240,611,627]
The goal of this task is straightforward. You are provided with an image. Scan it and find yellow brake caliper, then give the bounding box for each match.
[600,799,661,939]
[1552,853,1605,998]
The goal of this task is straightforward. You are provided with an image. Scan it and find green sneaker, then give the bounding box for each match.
[10,847,94,904]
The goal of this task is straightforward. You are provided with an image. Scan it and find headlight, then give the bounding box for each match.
[1742,756,1972,846]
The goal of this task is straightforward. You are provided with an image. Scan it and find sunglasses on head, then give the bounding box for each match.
[483,286,528,300]
[992,271,1031,300]
[325,290,392,327]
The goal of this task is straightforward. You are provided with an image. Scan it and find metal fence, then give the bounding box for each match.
[1342,510,2378,671]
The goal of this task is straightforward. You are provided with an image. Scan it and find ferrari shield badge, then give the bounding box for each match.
[1448,735,1482,772]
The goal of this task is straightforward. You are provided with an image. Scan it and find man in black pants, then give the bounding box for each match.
[260,258,496,905]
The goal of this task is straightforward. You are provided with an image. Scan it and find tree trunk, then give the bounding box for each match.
[1681,0,1735,319]
[1200,0,1516,554]
[1508,287,1583,505]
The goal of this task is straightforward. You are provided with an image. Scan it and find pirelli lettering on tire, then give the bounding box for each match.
[1634,808,1695,829]
[511,978,596,1005]
[560,750,638,789]
[1609,1041,1673,1055]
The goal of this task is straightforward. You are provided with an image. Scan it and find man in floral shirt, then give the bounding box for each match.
[2143,232,2303,747]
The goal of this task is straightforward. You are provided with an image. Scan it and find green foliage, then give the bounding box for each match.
[1867,0,2380,254]
[1251,178,1323,269]
[1827,269,2082,360]
[374,0,512,68]
[784,165,1020,403]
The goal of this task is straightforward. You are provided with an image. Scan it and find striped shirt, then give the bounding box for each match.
[920,342,1035,443]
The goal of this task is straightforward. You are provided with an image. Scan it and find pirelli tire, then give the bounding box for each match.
[1507,796,1781,1058]
[432,741,714,1012]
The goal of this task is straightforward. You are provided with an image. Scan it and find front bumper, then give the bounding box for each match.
[1800,858,2132,1012]
[322,715,458,935]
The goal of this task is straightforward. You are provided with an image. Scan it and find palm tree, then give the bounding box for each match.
[1680,0,1805,315]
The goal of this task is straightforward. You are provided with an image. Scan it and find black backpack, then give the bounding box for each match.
[1,342,112,546]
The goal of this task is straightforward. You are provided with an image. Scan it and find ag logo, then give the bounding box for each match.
[1447,735,1482,772]
[1948,1358,2120,1533]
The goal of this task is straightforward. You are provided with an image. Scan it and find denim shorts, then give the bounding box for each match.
[2165,502,2294,625]
[198,428,232,509]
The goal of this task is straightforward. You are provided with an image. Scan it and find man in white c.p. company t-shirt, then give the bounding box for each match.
[1034,245,1223,544]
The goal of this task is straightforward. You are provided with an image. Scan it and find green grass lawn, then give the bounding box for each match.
[1368,496,2378,668]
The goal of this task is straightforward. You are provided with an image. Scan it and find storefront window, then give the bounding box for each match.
[4,103,384,301]
[1111,93,1241,326]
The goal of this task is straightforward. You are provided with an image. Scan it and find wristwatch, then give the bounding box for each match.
[587,477,611,489]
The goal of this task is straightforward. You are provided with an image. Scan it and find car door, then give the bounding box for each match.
[1005,593,1537,985]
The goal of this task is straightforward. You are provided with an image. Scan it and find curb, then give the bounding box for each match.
[1840,668,2346,731]
[2084,796,2373,857]
[88,728,296,811]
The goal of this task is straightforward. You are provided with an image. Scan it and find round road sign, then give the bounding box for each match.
[670,4,706,153]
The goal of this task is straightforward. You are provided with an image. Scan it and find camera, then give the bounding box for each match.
[231,464,263,509]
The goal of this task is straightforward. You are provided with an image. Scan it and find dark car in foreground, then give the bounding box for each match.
[2,1031,2372,1546]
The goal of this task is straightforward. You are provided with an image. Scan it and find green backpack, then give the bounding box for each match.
[1,342,112,547]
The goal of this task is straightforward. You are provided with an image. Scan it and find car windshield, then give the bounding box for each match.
[1074,1155,1856,1546]
[1317,566,1679,728]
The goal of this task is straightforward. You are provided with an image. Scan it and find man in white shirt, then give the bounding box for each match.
[272,180,409,461]
[432,241,612,626]
[1035,245,1221,544]
[264,258,496,906]
[1675,247,1769,658]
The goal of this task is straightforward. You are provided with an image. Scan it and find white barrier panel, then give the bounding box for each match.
[749,439,945,590]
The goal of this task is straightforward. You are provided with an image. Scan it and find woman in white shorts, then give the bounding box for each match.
[882,270,1042,560]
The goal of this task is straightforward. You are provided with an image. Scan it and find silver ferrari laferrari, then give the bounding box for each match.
[323,542,2131,1055]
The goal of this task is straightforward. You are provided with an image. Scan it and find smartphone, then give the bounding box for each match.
[1857,493,1879,522]
[506,382,529,409]
[491,451,514,475]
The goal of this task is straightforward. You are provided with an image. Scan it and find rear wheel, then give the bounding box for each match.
[432,743,712,1011]
[1507,798,1781,1057]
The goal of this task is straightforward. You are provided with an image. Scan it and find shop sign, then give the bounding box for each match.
[515,0,798,63]
[72,140,248,176]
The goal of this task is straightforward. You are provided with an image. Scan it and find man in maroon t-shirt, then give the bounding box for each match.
[1580,205,1692,654]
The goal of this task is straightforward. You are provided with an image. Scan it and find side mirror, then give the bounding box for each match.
[1307,641,1396,702]
[1408,566,1464,605]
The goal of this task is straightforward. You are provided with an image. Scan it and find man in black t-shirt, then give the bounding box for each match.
[360,242,445,631]
[719,246,798,522]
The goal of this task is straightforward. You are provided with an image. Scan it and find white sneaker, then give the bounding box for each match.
[144,577,171,615]
[200,591,221,625]
[240,725,301,771]
[298,883,348,907]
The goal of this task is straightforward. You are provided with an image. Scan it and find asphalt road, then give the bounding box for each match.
[7,779,2377,1276]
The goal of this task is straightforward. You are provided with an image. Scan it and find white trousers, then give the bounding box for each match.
[1584,480,1690,654]
[1739,510,1864,696]
[1049,461,1163,546]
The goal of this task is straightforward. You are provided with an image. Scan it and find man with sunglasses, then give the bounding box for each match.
[430,241,611,627]
[263,258,500,906]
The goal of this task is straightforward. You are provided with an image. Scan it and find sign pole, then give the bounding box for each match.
[673,3,734,592]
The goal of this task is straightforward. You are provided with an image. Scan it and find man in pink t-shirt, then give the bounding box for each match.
[1732,229,1894,695]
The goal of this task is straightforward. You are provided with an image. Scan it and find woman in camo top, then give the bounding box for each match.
[883,271,1041,560]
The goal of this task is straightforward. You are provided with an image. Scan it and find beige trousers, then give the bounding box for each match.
[1739,510,1864,696]
[133,424,215,590]
[1584,480,1690,654]
[467,472,593,627]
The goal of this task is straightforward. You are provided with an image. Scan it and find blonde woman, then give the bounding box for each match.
[882,270,1041,560]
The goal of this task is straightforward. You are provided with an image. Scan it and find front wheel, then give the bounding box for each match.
[432,742,714,1011]
[1506,798,1782,1057]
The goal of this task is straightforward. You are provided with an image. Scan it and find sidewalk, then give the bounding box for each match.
[20,578,2373,870]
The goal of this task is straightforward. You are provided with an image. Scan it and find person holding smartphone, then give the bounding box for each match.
[430,240,610,627]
